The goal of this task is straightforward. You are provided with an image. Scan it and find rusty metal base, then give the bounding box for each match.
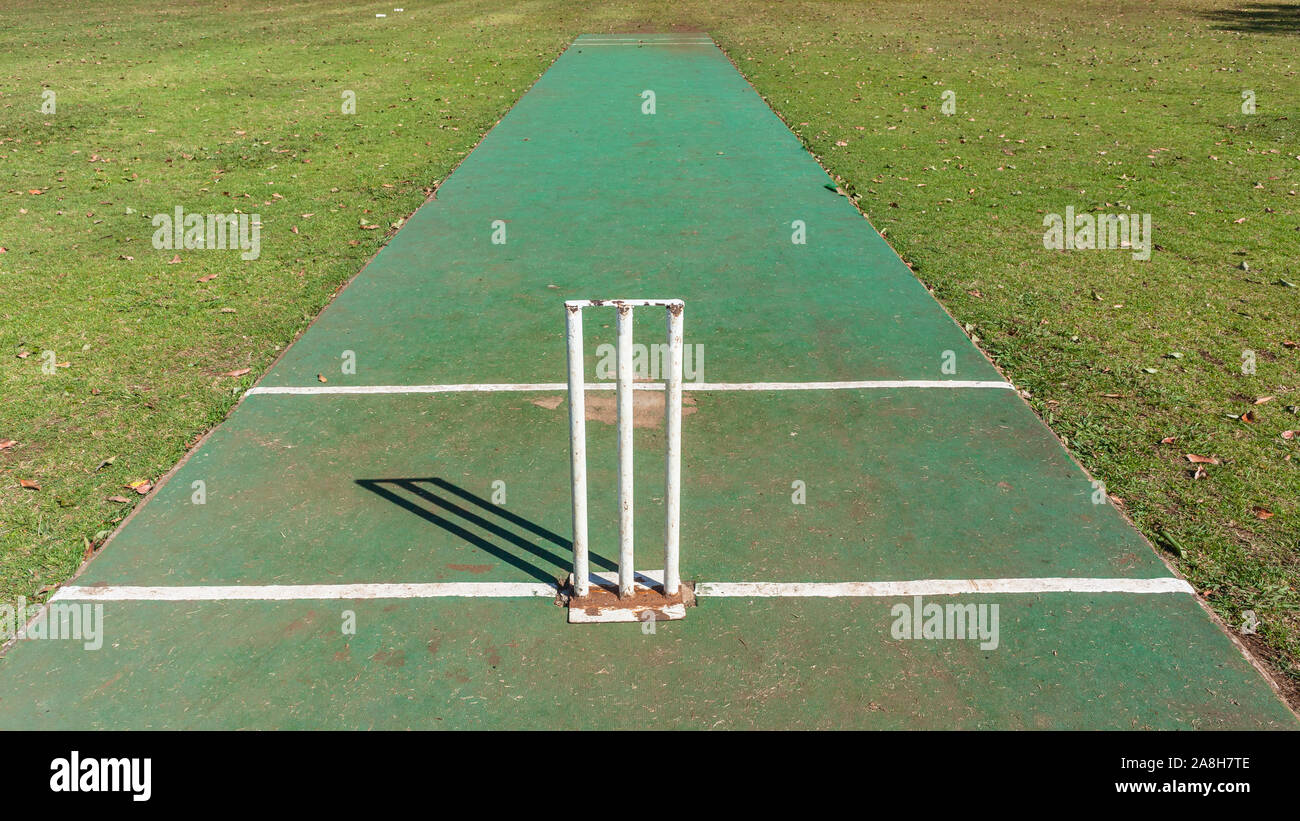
[566,569,694,624]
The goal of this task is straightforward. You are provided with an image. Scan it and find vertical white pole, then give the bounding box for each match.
[565,304,589,598]
[616,303,635,598]
[663,303,683,595]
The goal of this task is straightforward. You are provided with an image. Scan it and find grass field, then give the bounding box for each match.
[1,0,1297,705]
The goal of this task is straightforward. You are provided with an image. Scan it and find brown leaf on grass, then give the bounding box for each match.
[1191,465,1207,480]
[1253,396,1274,405]
[168,255,182,264]
[197,273,218,283]
[28,189,43,195]
[1185,454,1221,464]
[0,438,16,450]
[1159,436,1177,444]
[317,373,327,383]
[106,495,130,503]
[1282,430,1298,440]
[127,480,153,495]
[360,224,380,230]
[1253,507,1274,520]
[1240,410,1257,423]
[19,479,40,490]
[1284,340,1297,349]
[220,367,251,377]
[16,351,30,359]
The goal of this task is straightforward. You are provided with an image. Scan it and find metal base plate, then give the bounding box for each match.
[566,569,694,624]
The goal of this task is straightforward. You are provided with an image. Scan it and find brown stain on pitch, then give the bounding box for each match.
[532,391,697,428]
[448,563,493,574]
[91,672,124,696]
[371,649,406,668]
[283,610,318,636]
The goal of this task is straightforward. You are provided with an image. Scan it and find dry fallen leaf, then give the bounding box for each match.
[19,479,40,490]
[1191,465,1207,480]
[1159,436,1177,445]
[106,495,130,503]
[0,439,16,450]
[197,273,218,283]
[317,373,327,383]
[1282,430,1298,440]
[127,480,153,495]
[168,255,182,264]
[1185,454,1221,465]
[1240,410,1257,424]
[1253,396,1274,405]
[1253,507,1274,520]
[220,367,251,377]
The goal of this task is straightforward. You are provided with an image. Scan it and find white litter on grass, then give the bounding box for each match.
[376,13,386,17]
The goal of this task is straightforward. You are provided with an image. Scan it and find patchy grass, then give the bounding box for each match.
[1,0,1296,701]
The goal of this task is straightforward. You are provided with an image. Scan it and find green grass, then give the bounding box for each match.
[1,0,1296,704]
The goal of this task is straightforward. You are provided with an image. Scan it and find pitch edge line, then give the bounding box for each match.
[50,577,1192,602]
[244,380,1015,396]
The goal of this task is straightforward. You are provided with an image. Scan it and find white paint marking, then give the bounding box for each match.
[245,380,1015,396]
[51,583,558,601]
[694,578,1195,597]
[49,576,1192,602]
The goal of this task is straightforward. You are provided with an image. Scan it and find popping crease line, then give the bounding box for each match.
[51,577,1193,601]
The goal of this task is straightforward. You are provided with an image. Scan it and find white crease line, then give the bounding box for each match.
[49,577,1193,602]
[51,583,559,601]
[694,578,1195,597]
[244,380,1015,396]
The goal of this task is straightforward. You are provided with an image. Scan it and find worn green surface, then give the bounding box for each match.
[73,389,1170,587]
[259,34,1000,387]
[0,34,1292,729]
[0,594,1292,730]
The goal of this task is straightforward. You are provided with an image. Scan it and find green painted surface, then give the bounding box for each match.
[0,595,1292,729]
[0,34,1291,729]
[75,389,1170,587]
[258,34,1002,387]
